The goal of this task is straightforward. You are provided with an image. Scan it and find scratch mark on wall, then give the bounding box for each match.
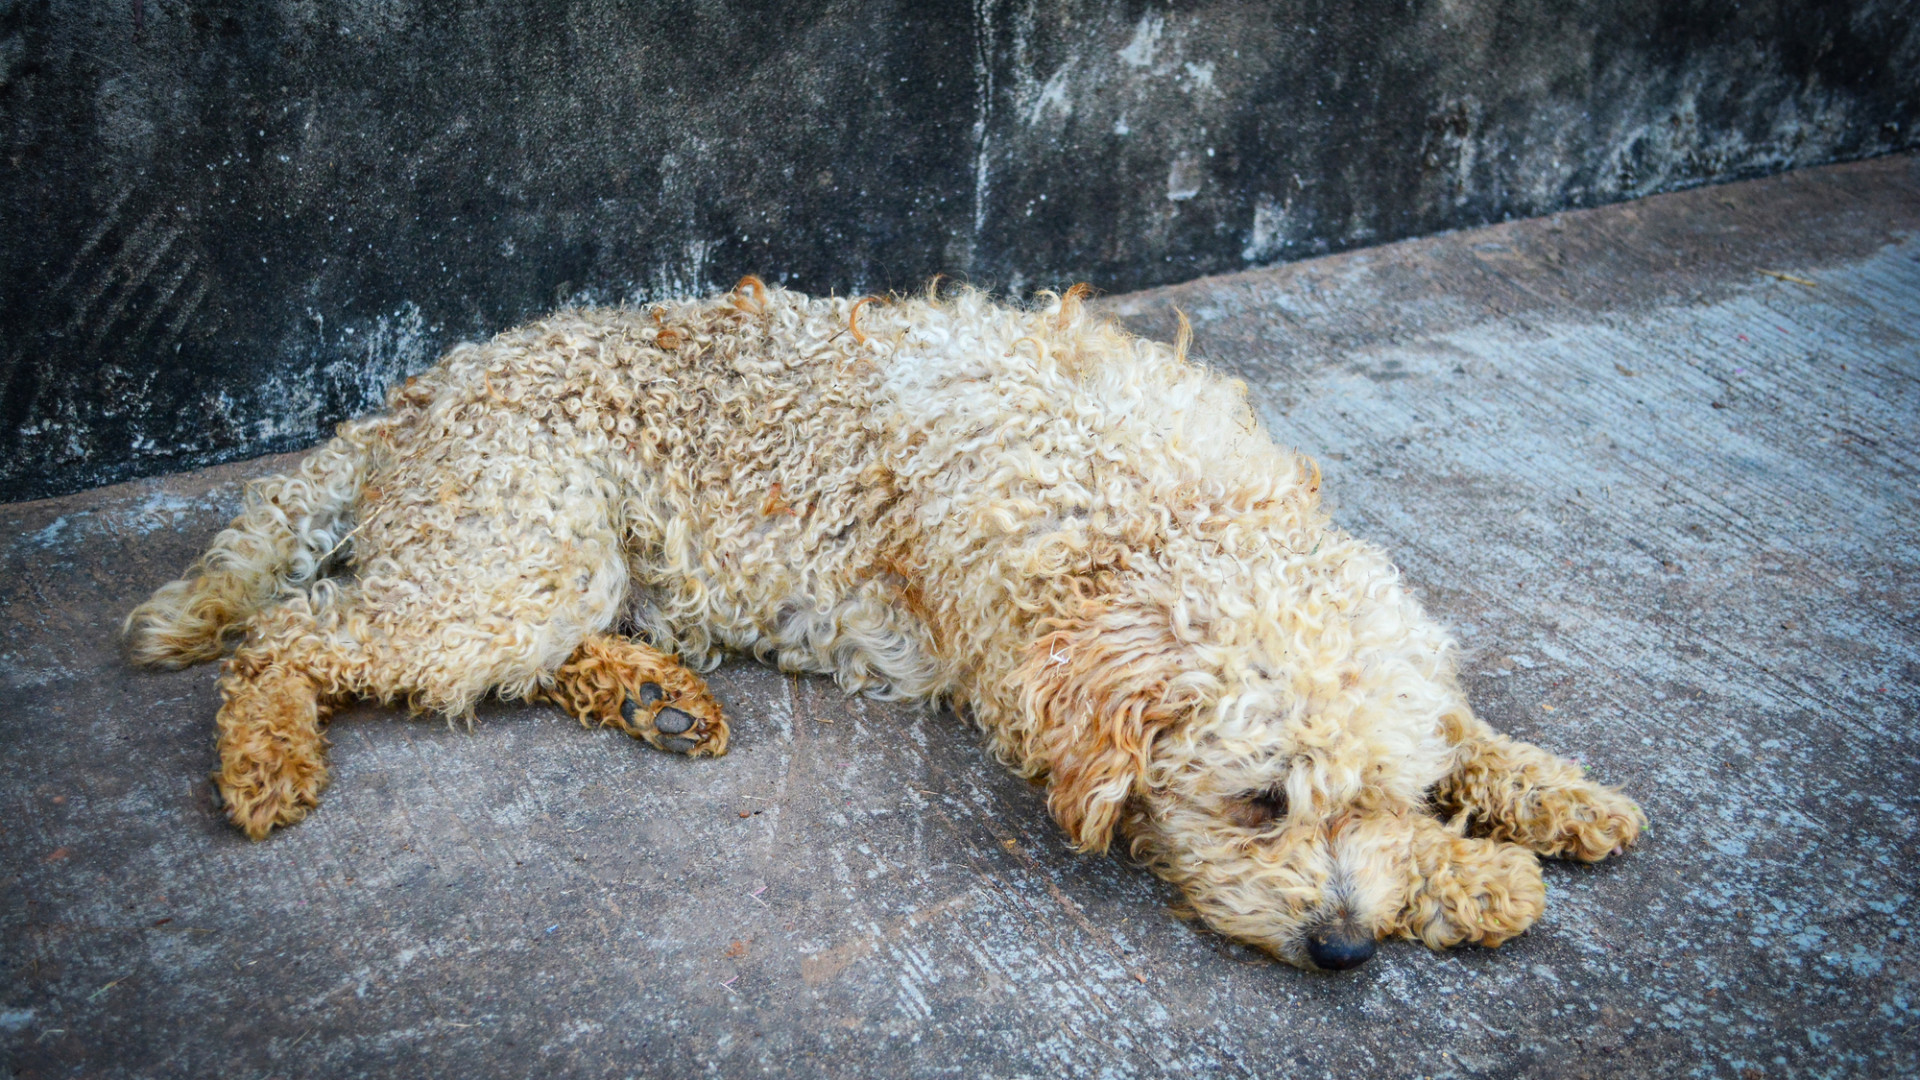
[62,204,168,335]
[85,223,185,354]
[123,252,201,347]
[158,275,210,351]
[45,186,134,302]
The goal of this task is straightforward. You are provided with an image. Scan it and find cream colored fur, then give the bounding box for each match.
[127,279,1642,971]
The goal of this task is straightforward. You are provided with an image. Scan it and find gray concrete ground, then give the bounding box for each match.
[3,155,1916,1079]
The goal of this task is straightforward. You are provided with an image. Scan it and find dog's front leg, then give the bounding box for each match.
[1433,713,1644,862]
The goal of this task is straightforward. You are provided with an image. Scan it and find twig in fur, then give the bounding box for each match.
[316,521,366,567]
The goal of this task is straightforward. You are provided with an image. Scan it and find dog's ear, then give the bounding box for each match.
[1018,606,1198,853]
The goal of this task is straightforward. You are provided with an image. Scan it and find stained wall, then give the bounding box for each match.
[4,0,1915,499]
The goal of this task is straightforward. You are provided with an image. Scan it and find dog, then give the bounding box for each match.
[126,277,1643,972]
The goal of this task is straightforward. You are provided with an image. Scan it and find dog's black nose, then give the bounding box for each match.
[1305,920,1377,972]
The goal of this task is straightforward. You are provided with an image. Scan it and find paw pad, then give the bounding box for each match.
[611,685,725,756]
[551,637,729,758]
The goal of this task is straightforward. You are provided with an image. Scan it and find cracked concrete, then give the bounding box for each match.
[2,153,1916,1078]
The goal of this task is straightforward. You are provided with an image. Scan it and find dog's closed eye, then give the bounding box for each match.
[1224,787,1289,829]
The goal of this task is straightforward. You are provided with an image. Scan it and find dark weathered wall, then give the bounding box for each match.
[4,0,1916,501]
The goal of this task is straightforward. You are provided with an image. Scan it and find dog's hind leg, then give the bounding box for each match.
[206,497,640,836]
[540,633,728,756]
[1432,714,1645,862]
[212,593,369,839]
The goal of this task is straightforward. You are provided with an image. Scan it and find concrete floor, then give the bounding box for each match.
[3,154,1916,1079]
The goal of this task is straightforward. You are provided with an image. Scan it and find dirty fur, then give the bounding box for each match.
[125,278,1643,970]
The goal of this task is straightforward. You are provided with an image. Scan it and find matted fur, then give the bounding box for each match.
[127,279,1643,970]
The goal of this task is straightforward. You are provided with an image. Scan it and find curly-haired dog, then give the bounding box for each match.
[127,278,1643,971]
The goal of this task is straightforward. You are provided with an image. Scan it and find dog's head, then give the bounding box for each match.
[1017,535,1503,972]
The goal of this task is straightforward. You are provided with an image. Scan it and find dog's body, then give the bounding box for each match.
[128,280,1642,971]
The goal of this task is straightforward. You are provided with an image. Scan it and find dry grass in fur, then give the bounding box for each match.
[126,277,1643,970]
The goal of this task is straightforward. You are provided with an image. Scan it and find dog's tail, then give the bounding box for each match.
[124,434,367,668]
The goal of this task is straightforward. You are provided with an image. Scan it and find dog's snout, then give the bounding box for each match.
[1305,919,1377,972]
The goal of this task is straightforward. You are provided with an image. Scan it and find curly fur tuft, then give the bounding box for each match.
[124,438,364,668]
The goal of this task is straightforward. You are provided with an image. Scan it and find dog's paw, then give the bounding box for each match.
[1522,780,1644,862]
[1397,829,1545,951]
[548,635,731,757]
[1441,738,1644,862]
[619,681,729,757]
[215,749,326,840]
[212,666,329,840]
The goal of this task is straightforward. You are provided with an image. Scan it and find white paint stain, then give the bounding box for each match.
[1118,13,1166,69]
[971,0,996,242]
[29,517,69,547]
[1243,194,1293,262]
[1025,64,1075,127]
[628,238,717,305]
[1166,156,1203,201]
[323,300,434,413]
